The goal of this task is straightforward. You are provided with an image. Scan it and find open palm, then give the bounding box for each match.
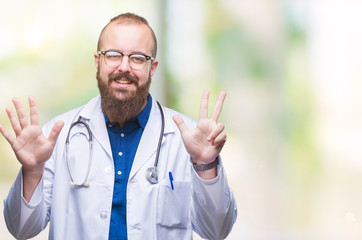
[173,91,227,165]
[0,97,64,171]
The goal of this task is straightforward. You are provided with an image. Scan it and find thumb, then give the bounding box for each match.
[172,115,189,134]
[48,120,65,146]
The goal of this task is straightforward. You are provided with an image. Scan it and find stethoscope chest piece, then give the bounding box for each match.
[145,167,159,184]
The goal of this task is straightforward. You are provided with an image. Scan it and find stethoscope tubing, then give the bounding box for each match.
[66,116,93,187]
[66,101,165,187]
[145,102,165,184]
[154,101,164,169]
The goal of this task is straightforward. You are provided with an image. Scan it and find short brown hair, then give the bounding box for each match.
[97,13,158,57]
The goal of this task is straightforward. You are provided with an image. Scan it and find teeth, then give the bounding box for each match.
[116,80,131,84]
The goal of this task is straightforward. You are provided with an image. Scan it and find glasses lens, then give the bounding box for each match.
[129,54,148,69]
[104,51,122,67]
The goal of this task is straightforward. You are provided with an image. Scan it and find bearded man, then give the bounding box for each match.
[1,13,237,240]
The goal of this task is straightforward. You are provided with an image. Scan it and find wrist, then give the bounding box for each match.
[22,164,45,179]
[192,156,219,172]
[22,165,44,203]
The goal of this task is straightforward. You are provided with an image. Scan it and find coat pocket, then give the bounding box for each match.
[156,180,192,229]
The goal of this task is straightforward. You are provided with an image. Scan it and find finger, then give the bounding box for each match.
[172,115,189,134]
[212,132,227,146]
[6,108,22,137]
[211,91,227,122]
[0,124,16,145]
[199,90,210,120]
[48,120,65,146]
[48,121,65,145]
[207,123,225,142]
[29,96,39,126]
[12,98,29,129]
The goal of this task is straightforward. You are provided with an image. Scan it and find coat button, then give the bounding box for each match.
[100,211,108,219]
[104,166,112,175]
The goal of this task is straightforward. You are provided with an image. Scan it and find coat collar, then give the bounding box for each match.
[77,95,113,159]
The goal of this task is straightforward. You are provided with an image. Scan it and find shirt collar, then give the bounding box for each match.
[104,94,153,130]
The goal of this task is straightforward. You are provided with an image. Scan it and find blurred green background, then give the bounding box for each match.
[2,0,362,239]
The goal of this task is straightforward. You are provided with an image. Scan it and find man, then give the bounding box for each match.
[1,13,237,239]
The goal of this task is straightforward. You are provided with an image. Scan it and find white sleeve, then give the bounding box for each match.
[191,157,237,240]
[3,170,49,240]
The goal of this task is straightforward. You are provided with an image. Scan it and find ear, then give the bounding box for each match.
[149,59,159,77]
[94,52,100,69]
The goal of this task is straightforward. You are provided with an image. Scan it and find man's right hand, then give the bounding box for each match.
[0,96,64,202]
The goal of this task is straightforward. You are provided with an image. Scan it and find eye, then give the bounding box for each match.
[105,51,122,60]
[130,54,147,64]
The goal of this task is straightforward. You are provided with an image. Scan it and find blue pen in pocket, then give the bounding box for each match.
[169,172,174,190]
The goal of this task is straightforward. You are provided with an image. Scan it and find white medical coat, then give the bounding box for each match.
[3,95,237,240]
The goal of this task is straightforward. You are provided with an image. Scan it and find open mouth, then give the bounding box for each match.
[115,79,132,84]
[109,73,138,86]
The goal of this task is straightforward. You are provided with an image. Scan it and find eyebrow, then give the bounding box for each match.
[105,49,150,56]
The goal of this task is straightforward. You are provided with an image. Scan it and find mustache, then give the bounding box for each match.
[108,72,138,84]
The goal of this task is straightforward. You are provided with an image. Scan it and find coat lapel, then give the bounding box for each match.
[77,96,113,159]
[129,99,174,180]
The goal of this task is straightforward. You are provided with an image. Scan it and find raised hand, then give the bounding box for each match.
[173,91,227,178]
[0,96,64,201]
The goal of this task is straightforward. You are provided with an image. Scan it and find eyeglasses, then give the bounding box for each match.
[98,50,155,70]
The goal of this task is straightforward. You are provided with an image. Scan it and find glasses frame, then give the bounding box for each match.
[97,50,155,70]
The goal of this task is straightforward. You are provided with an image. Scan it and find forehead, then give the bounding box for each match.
[99,23,154,54]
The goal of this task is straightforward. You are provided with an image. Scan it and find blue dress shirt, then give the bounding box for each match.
[105,96,152,240]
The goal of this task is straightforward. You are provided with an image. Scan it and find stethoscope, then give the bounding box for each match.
[65,101,164,187]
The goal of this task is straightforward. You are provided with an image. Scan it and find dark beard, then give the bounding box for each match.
[97,71,151,124]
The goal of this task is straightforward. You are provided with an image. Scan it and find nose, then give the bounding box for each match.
[117,56,131,72]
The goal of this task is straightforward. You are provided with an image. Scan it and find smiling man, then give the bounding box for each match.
[1,13,237,240]
[96,18,158,126]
